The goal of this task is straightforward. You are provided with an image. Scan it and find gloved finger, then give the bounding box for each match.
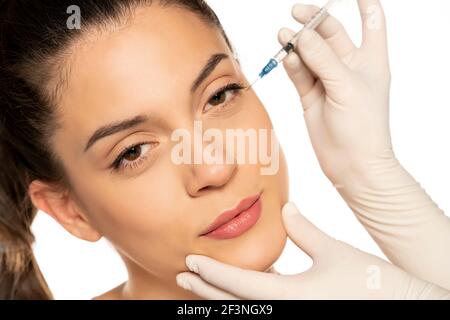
[183,254,288,299]
[278,27,315,97]
[357,0,388,58]
[292,3,356,58]
[265,265,281,275]
[176,272,240,300]
[281,202,333,259]
[296,28,350,91]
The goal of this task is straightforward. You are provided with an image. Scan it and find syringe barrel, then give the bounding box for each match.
[273,46,290,62]
[305,6,329,30]
[254,0,338,83]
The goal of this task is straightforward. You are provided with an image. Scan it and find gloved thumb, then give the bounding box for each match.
[281,201,332,259]
[296,28,349,89]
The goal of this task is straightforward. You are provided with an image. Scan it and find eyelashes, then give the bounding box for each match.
[110,81,247,173]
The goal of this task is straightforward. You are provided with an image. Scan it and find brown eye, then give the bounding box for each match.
[202,83,245,113]
[209,91,226,106]
[203,89,234,113]
[112,142,156,172]
[123,145,142,161]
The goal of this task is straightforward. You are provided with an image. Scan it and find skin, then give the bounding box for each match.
[28,5,289,299]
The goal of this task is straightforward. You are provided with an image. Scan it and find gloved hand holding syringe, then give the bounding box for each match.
[249,0,339,88]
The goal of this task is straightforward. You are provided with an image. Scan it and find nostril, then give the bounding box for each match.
[197,185,215,193]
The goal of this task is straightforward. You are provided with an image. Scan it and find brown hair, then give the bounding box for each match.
[0,0,232,300]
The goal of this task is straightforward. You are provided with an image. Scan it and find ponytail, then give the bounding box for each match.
[1,1,52,297]
[0,135,53,299]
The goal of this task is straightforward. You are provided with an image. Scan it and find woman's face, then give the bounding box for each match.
[50,5,289,285]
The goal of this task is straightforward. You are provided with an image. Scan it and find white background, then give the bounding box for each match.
[32,0,450,299]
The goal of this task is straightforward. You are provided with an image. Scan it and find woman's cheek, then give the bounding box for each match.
[97,183,188,276]
[84,156,176,240]
[108,169,178,232]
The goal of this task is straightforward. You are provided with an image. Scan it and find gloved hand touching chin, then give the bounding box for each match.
[176,202,450,300]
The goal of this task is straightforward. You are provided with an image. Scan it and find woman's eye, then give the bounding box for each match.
[111,142,156,172]
[203,83,245,113]
[210,90,228,106]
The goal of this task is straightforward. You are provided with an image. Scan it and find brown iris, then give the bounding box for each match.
[209,91,226,106]
[123,145,141,161]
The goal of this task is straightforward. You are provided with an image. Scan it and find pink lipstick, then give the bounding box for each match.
[199,193,262,240]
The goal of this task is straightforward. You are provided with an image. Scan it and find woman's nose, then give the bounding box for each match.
[186,161,237,197]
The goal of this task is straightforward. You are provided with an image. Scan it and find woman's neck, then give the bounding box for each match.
[120,274,203,300]
[117,259,204,300]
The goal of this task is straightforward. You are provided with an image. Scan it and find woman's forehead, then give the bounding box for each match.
[65,5,229,95]
[55,5,236,152]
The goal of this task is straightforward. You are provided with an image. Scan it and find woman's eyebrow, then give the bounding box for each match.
[84,114,149,153]
[83,53,229,153]
[191,53,229,93]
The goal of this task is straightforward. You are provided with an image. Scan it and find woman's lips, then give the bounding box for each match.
[199,193,262,240]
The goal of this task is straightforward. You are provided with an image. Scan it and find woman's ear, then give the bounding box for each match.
[28,180,102,242]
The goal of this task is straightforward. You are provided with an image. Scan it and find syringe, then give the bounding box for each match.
[249,0,339,88]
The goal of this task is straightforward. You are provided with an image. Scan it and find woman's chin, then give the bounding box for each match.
[198,216,287,272]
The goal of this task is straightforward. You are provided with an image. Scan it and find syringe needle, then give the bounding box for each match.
[246,76,261,91]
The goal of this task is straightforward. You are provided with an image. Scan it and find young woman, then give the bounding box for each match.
[0,0,289,299]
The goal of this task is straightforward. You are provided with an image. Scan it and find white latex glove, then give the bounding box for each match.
[278,0,393,188]
[176,202,450,300]
[280,0,450,289]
